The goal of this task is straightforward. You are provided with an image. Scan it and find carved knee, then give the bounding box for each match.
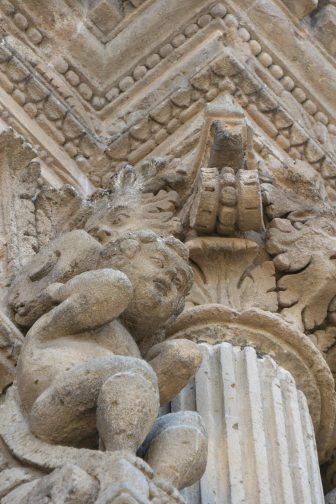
[29,356,159,449]
[140,411,208,491]
[146,339,202,404]
[97,359,159,453]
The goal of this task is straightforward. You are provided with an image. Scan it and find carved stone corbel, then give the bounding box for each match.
[189,97,264,236]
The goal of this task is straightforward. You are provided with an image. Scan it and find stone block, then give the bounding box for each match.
[314,6,336,58]
[89,0,123,33]
[282,0,318,18]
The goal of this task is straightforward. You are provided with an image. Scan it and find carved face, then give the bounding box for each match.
[9,227,192,340]
[85,196,181,243]
[8,230,102,327]
[85,204,135,244]
[104,238,193,341]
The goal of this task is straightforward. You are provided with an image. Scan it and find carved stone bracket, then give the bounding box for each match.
[189,97,265,236]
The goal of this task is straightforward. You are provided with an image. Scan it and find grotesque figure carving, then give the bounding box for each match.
[8,229,203,455]
[84,160,185,244]
[35,158,187,249]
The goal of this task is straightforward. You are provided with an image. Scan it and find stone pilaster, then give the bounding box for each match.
[173,343,325,504]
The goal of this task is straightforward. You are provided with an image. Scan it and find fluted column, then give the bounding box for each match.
[172,343,325,504]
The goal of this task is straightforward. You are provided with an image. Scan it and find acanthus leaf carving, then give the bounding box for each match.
[34,156,190,248]
[186,237,277,313]
[261,156,336,333]
[266,216,336,332]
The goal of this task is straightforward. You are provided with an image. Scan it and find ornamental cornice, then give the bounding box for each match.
[0,1,335,197]
[1,0,335,121]
[0,36,335,197]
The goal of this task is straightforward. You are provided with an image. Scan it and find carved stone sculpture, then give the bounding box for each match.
[1,227,208,501]
[1,0,336,501]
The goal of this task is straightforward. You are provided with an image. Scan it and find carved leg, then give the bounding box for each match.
[146,339,202,405]
[29,356,159,452]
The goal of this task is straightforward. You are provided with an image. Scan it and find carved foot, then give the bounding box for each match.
[140,411,208,490]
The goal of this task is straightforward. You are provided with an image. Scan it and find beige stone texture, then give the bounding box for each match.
[7,228,204,452]
[174,343,325,504]
[0,0,336,501]
[0,386,207,503]
[314,6,336,58]
[282,0,318,18]
[169,306,336,462]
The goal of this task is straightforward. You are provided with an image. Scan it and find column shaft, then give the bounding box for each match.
[172,343,324,504]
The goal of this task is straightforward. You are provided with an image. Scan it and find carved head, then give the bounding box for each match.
[84,162,182,243]
[100,230,193,342]
[84,168,141,244]
[8,228,193,337]
[8,230,102,327]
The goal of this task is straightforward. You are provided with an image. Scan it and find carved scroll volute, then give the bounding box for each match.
[189,97,264,236]
[189,167,220,235]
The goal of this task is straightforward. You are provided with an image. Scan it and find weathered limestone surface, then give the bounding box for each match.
[0,226,208,501]
[313,6,336,58]
[0,0,336,502]
[282,0,318,19]
[174,343,325,504]
[326,488,336,504]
